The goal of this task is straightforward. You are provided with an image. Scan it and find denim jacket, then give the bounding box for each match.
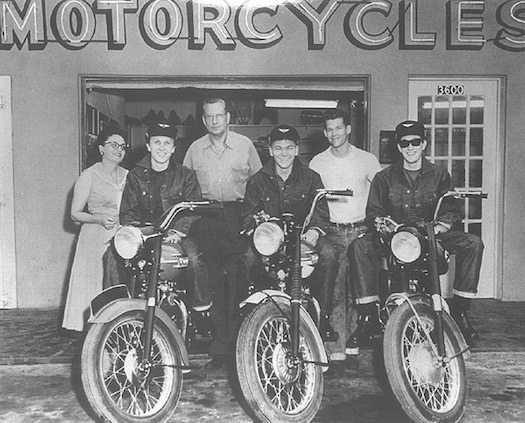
[242,158,329,233]
[366,157,462,228]
[120,156,202,233]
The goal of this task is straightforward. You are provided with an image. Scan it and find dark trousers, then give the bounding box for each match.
[102,236,211,309]
[193,202,246,356]
[321,223,368,358]
[348,230,484,304]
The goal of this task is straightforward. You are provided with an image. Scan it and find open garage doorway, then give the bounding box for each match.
[79,75,370,171]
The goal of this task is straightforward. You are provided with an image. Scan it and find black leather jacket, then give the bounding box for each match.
[120,156,202,233]
[242,158,329,233]
[366,157,462,228]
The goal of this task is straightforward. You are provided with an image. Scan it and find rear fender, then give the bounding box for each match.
[89,298,190,367]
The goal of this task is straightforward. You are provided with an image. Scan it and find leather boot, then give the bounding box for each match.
[319,314,339,342]
[450,296,479,345]
[346,302,380,355]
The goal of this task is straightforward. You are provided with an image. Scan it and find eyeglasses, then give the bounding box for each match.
[105,141,127,151]
[203,113,226,121]
[398,138,423,148]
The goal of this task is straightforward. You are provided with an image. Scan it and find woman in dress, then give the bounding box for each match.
[62,126,128,333]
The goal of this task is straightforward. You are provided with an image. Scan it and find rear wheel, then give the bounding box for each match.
[81,310,183,423]
[384,302,467,423]
[236,301,324,423]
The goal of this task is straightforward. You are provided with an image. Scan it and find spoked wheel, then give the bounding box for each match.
[81,310,183,423]
[384,302,467,423]
[236,301,324,423]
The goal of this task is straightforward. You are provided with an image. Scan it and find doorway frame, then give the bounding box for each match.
[0,75,17,308]
[408,74,506,299]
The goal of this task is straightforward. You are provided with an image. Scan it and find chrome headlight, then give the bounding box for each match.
[253,221,284,256]
[114,226,144,259]
[391,230,422,263]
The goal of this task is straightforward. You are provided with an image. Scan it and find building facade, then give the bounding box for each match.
[0,0,523,308]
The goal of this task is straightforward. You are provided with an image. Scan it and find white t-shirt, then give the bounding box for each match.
[309,145,381,224]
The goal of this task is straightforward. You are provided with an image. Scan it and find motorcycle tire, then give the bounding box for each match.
[236,301,324,423]
[81,310,184,423]
[384,302,467,423]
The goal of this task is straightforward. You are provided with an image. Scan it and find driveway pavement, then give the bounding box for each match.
[0,351,524,423]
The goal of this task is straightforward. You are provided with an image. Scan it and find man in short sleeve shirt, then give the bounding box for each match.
[183,98,262,367]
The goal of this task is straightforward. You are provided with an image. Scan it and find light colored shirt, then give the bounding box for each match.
[183,130,262,201]
[309,145,381,224]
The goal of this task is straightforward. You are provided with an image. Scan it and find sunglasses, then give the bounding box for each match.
[398,138,423,148]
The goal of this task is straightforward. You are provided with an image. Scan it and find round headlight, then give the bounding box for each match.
[391,230,421,263]
[114,226,144,259]
[253,221,284,256]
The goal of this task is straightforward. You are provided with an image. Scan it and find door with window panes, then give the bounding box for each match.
[409,78,501,298]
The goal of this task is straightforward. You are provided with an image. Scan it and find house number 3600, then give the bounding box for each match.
[437,85,465,95]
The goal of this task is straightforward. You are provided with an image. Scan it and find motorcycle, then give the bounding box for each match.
[235,189,353,423]
[81,200,221,423]
[375,189,487,423]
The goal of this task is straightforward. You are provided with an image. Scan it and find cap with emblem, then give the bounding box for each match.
[147,120,178,140]
[395,120,426,141]
[268,125,300,144]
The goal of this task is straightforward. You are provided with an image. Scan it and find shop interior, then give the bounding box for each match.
[82,77,369,170]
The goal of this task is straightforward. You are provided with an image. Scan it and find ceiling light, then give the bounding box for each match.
[264,99,339,109]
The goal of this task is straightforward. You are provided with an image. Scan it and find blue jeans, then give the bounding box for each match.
[321,223,368,359]
[348,230,484,304]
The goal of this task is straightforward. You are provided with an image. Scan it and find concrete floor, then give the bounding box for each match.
[0,300,524,422]
[0,351,524,422]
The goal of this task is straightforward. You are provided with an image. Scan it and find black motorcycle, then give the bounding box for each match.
[235,189,353,423]
[375,189,487,423]
[81,201,220,423]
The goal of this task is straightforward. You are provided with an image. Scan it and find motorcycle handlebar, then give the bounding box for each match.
[158,201,223,231]
[433,190,488,222]
[323,189,354,197]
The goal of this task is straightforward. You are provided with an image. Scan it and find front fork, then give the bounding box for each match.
[290,226,302,358]
[142,236,163,363]
[426,222,446,359]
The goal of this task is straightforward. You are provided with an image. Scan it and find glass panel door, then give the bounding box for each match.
[409,78,501,298]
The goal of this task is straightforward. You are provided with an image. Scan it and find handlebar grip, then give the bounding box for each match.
[326,190,354,197]
[199,202,224,210]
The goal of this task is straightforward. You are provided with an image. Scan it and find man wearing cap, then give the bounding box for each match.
[309,109,381,362]
[104,119,213,320]
[346,120,484,354]
[183,98,262,367]
[241,124,339,342]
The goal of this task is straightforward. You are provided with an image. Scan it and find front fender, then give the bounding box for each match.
[385,292,469,358]
[242,290,328,369]
[240,289,290,308]
[385,292,450,314]
[89,298,190,367]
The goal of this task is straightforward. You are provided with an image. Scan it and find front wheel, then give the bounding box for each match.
[81,310,183,423]
[236,301,324,423]
[384,302,467,423]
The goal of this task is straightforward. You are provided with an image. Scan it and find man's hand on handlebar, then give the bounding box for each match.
[165,229,186,244]
[375,216,397,235]
[434,222,449,235]
[302,229,320,246]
